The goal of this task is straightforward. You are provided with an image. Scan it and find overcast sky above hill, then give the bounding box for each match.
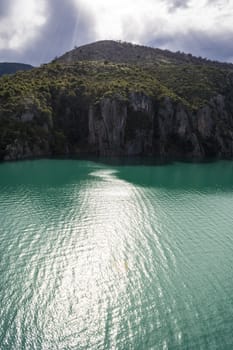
[0,0,233,65]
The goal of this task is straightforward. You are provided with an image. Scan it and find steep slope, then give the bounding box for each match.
[0,63,33,77]
[1,41,233,161]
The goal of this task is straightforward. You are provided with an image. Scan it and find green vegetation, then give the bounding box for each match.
[148,63,233,109]
[0,40,233,159]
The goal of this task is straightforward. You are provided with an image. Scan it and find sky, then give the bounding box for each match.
[0,0,233,66]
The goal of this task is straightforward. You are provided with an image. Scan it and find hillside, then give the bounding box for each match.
[0,63,33,77]
[58,40,232,68]
[1,40,233,161]
[57,40,233,108]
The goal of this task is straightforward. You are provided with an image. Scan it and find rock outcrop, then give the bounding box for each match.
[3,92,233,161]
[85,92,233,159]
[4,139,50,161]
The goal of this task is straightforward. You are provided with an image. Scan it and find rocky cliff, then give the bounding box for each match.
[3,92,233,161]
[86,93,233,159]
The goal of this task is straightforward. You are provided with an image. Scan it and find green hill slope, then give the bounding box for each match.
[1,41,233,160]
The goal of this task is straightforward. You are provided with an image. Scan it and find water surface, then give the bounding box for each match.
[1,159,233,349]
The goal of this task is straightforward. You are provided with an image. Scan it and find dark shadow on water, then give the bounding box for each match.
[71,155,233,193]
[0,156,233,193]
[67,154,218,167]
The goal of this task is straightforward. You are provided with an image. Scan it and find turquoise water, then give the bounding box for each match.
[1,159,233,349]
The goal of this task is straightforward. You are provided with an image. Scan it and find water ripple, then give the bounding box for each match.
[1,160,233,349]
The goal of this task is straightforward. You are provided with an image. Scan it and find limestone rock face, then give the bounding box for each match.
[4,139,50,161]
[88,93,154,156]
[87,92,233,159]
[3,92,233,161]
[88,96,127,155]
[20,112,35,122]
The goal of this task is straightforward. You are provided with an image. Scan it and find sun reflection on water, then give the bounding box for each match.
[44,168,147,348]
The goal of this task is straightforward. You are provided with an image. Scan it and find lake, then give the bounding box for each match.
[1,159,233,349]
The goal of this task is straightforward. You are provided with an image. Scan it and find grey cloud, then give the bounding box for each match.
[0,0,95,65]
[207,0,229,4]
[0,0,233,65]
[165,0,190,12]
[0,0,13,18]
[147,29,233,62]
[32,0,95,63]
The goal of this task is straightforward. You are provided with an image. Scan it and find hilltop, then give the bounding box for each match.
[1,40,233,161]
[57,40,231,68]
[56,40,233,109]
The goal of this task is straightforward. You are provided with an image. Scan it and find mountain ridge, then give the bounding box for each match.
[0,62,33,77]
[57,40,233,68]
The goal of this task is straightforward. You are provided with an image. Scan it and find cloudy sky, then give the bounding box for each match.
[0,0,233,65]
